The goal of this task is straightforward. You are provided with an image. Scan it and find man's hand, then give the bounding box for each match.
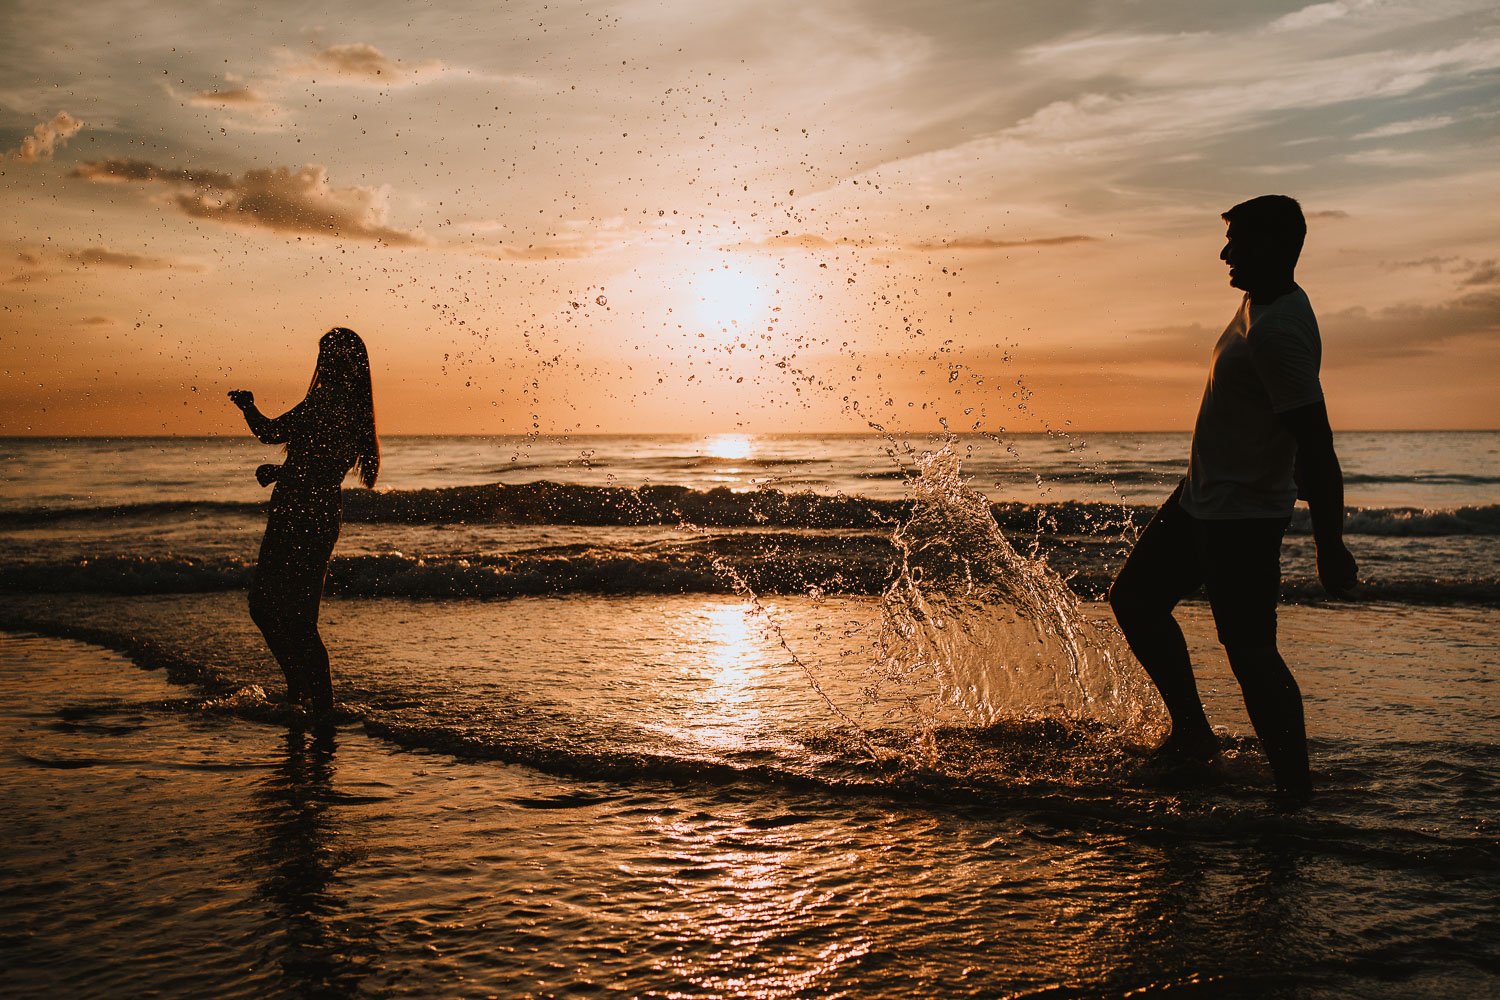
[1317,539,1359,599]
[228,389,255,410]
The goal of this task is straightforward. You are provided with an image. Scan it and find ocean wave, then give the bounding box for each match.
[4,483,1499,537]
[2,543,1493,605]
[0,499,261,525]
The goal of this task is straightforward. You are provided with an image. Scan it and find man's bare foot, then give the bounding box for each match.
[1151,730,1220,764]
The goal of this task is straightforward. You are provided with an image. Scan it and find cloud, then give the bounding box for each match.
[909,235,1099,251]
[1018,289,1500,370]
[1343,147,1438,167]
[72,158,427,246]
[861,31,1500,219]
[1322,291,1500,361]
[1352,114,1456,140]
[1269,2,1371,33]
[1381,256,1498,285]
[74,247,191,270]
[726,233,877,252]
[1308,209,1350,220]
[72,158,236,188]
[6,111,84,162]
[724,233,1098,254]
[1461,261,1500,287]
[297,43,446,86]
[188,86,264,107]
[477,242,601,262]
[3,245,203,286]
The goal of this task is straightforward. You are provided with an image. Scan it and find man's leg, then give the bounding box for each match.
[1197,517,1310,794]
[1224,643,1310,795]
[1109,484,1216,757]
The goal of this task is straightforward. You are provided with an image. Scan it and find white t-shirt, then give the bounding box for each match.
[1180,286,1323,520]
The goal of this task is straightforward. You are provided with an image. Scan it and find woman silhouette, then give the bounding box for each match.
[229,328,379,714]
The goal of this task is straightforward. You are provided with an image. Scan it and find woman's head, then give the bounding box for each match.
[314,327,371,392]
[309,327,380,488]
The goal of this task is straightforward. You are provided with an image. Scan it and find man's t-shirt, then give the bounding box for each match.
[1180,286,1323,520]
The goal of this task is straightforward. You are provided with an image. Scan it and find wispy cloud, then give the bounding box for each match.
[6,244,203,285]
[1269,1,1373,33]
[910,235,1099,251]
[1352,114,1457,140]
[5,111,83,162]
[726,233,878,252]
[292,43,447,87]
[72,159,427,246]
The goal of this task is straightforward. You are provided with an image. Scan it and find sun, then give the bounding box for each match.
[691,262,767,330]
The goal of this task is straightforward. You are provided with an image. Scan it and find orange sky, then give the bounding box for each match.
[2,1,1498,434]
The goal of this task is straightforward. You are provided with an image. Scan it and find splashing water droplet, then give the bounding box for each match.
[875,437,1164,737]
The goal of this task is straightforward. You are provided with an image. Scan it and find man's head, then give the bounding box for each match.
[1220,194,1305,293]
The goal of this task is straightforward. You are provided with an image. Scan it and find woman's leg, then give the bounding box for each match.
[249,578,309,703]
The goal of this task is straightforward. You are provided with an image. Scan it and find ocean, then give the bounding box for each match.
[1,431,1497,997]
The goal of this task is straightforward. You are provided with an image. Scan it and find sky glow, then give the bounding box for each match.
[2,0,1497,433]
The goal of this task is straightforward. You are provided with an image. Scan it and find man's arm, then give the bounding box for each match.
[1280,400,1359,597]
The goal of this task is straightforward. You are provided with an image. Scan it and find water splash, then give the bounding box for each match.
[871,437,1164,744]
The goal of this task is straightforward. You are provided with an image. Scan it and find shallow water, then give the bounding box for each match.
[3,431,1498,996]
[2,592,1497,998]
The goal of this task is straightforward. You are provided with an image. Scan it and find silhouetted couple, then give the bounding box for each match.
[1110,195,1358,798]
[229,328,379,717]
[232,197,1357,795]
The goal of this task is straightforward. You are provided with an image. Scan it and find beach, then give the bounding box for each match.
[2,432,1498,997]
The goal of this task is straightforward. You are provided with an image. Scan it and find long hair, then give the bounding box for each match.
[308,327,380,488]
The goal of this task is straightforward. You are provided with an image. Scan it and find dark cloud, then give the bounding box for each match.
[908,235,1099,251]
[1460,260,1500,287]
[1323,291,1500,361]
[74,248,186,270]
[72,159,426,247]
[6,111,83,162]
[188,87,263,107]
[73,158,236,188]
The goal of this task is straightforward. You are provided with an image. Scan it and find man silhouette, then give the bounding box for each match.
[1109,195,1358,797]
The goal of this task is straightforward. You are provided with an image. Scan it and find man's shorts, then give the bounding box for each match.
[1111,480,1291,649]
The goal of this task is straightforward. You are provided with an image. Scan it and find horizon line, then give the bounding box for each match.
[3,428,1497,439]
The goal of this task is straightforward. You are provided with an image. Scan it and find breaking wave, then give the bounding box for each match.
[4,483,1499,537]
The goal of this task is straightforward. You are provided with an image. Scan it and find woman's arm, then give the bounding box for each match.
[228,390,303,444]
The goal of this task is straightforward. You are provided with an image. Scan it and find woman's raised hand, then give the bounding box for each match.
[228,389,255,409]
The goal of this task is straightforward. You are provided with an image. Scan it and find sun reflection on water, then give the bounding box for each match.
[703,433,754,462]
[701,602,760,707]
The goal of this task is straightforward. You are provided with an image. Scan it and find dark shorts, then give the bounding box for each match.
[1110,480,1290,649]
